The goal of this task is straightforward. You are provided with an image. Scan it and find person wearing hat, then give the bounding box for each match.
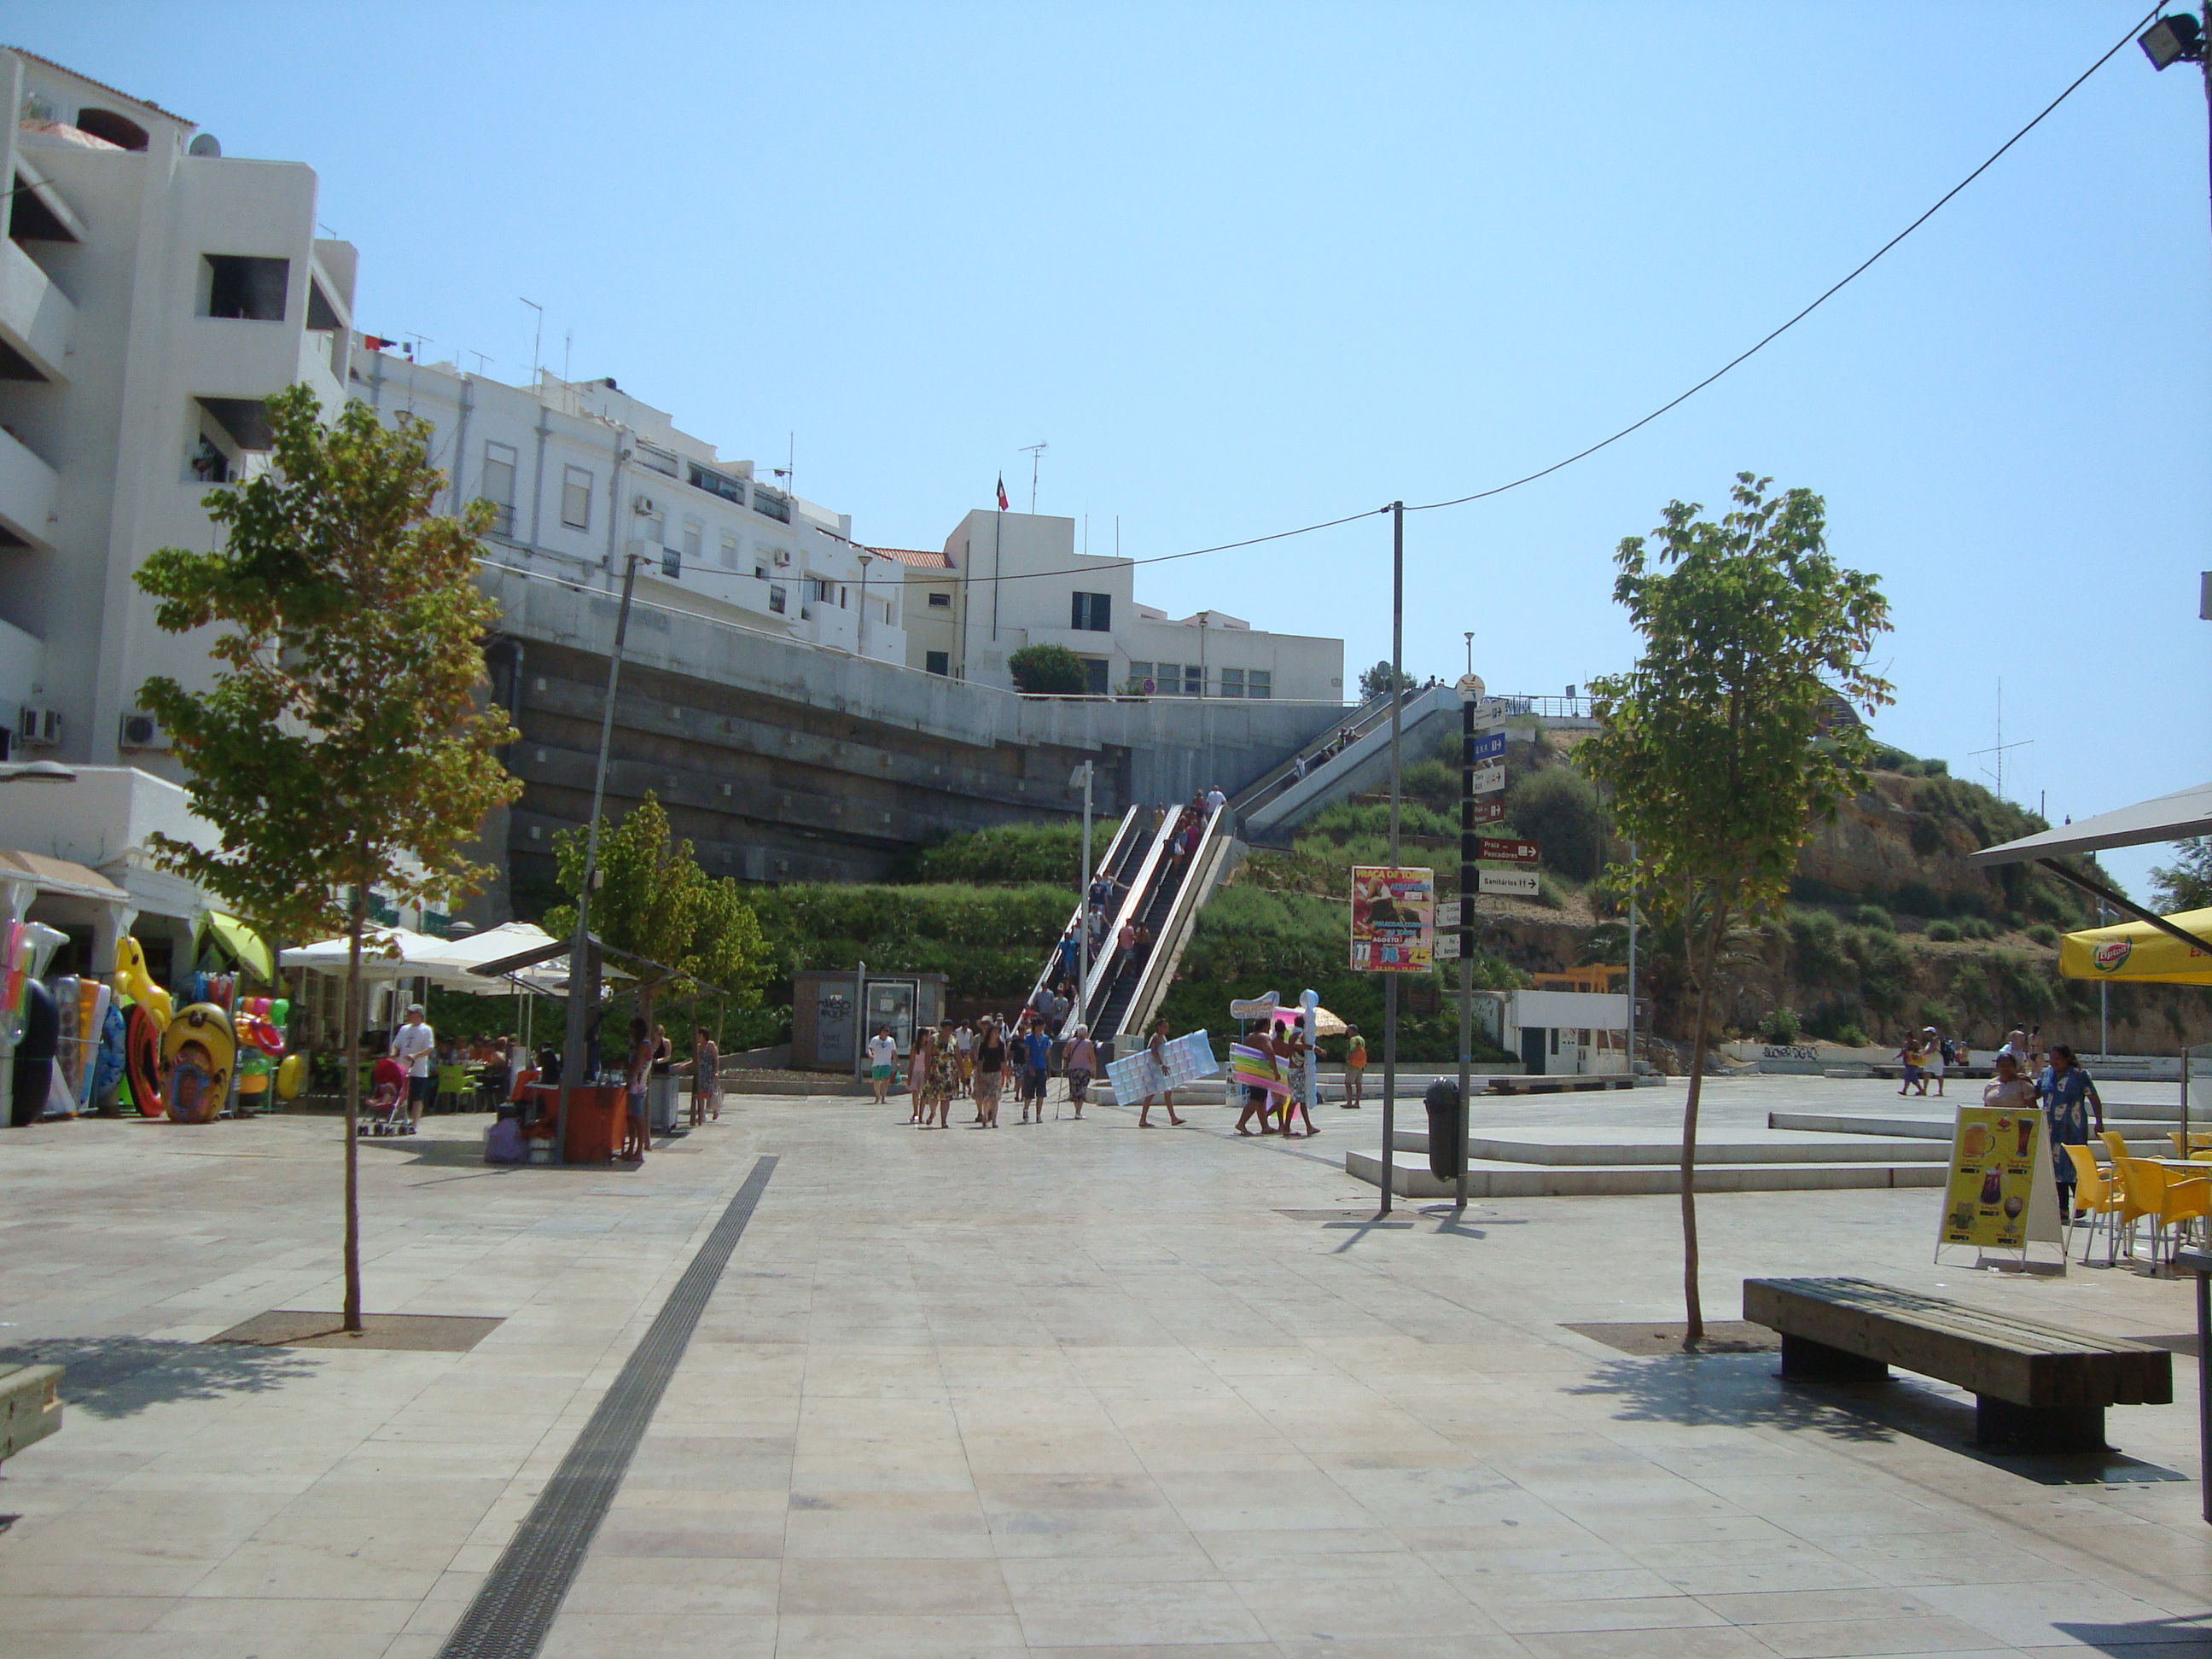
[1920,1027,1947,1097]
[388,1004,437,1132]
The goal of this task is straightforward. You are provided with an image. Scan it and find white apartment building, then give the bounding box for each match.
[349,357,905,663]
[0,49,358,771]
[882,509,1343,701]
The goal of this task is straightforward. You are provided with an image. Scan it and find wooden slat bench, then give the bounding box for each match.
[0,1362,63,1465]
[1743,1276,2171,1453]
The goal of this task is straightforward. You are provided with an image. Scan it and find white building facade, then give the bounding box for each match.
[884,509,1342,701]
[349,358,904,665]
[0,48,358,772]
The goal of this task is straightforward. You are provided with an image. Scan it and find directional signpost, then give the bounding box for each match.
[1478,869,1541,897]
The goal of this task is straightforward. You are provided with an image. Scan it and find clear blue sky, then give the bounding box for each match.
[27,3,2211,895]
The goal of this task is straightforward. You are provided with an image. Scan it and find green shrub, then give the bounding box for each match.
[915,822,1080,887]
[1503,765,1605,881]
[1961,917,1998,940]
[1832,1022,1868,1048]
[2026,923,2060,947]
[1007,643,1091,694]
[1761,1008,1802,1043]
[1925,919,1960,942]
[1852,905,1895,933]
[745,882,1069,999]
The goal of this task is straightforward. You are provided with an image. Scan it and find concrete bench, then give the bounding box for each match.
[1743,1276,2170,1453]
[0,1363,63,1465]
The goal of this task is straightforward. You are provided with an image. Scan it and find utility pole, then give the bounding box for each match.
[2099,898,2110,1059]
[557,550,645,1161]
[1454,676,1481,1212]
[1073,761,1094,1029]
[1380,502,1404,1217]
[1627,839,1639,1078]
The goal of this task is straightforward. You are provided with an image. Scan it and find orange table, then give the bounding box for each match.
[523,1083,626,1164]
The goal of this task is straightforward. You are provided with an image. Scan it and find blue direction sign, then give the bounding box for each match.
[1471,731,1506,762]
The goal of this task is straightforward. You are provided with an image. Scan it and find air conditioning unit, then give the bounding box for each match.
[771,548,792,566]
[119,710,169,749]
[16,706,61,748]
[632,494,659,516]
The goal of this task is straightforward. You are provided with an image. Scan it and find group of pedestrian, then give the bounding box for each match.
[1976,1032,2105,1217]
[1232,1015,1321,1138]
[1895,1027,1966,1097]
[901,1014,1102,1130]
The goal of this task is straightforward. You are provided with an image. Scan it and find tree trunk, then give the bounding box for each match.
[1679,899,1727,1351]
[341,885,367,1334]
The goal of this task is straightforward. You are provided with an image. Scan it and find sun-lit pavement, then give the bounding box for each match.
[3,1075,2209,1657]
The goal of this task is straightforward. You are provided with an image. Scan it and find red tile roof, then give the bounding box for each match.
[870,546,952,570]
[9,49,193,125]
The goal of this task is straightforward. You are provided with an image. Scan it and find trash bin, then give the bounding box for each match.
[1423,1077,1464,1183]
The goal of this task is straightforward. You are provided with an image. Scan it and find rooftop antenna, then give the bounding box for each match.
[1967,677,2031,801]
[562,328,573,386]
[1083,512,1089,556]
[1115,515,1121,559]
[467,350,492,376]
[773,433,795,498]
[521,297,544,386]
[1019,441,1047,512]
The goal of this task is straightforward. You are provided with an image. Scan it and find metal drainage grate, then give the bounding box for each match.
[434,1155,777,1659]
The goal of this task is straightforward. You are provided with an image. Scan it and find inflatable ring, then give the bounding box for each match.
[160,1003,235,1123]
[236,1013,285,1055]
[124,1003,165,1117]
[276,1052,306,1100]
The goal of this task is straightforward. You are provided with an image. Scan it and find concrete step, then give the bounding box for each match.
[1388,1126,1949,1166]
[1768,1109,2177,1153]
[1346,1148,1947,1200]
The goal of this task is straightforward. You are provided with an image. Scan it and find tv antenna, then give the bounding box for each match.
[1967,677,2031,801]
[1019,441,1047,512]
[521,297,543,384]
[773,433,795,498]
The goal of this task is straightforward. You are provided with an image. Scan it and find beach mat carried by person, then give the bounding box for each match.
[1105,1031,1217,1103]
[1228,1042,1289,1098]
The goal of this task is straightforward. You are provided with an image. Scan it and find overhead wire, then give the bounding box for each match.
[946,5,2160,585]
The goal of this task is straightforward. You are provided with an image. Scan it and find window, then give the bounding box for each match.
[1083,658,1109,696]
[927,590,952,608]
[1248,669,1272,699]
[1152,662,1179,694]
[642,509,666,547]
[720,533,742,570]
[768,584,788,614]
[754,563,768,580]
[688,463,746,504]
[306,280,341,332]
[636,441,678,478]
[682,521,703,562]
[811,578,836,605]
[1219,667,1245,698]
[561,466,593,530]
[1071,591,1112,632]
[203,255,289,321]
[925,650,950,677]
[839,587,849,608]
[481,442,517,535]
[1128,661,1153,690]
[751,486,791,524]
[1184,666,1203,696]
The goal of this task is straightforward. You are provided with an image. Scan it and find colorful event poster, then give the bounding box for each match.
[1350,866,1435,973]
[1938,1105,2046,1253]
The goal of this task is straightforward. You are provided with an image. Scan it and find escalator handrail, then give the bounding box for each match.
[1110,800,1231,1039]
[1019,804,1142,1021]
[1062,805,1183,1039]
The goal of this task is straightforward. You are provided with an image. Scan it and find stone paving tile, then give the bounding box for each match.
[7,1081,2212,1655]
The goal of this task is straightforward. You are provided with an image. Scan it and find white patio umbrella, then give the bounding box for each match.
[279,927,463,984]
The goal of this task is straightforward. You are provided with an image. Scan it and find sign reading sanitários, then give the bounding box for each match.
[1350,866,1434,973]
[1477,869,1540,897]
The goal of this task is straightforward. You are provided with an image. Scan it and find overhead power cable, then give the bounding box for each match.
[949,6,2157,585]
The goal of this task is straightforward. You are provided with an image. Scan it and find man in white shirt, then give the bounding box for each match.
[389,1004,436,1131]
[866,1027,899,1105]
[1204,785,1227,815]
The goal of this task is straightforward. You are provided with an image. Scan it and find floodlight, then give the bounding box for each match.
[2140,13,2203,72]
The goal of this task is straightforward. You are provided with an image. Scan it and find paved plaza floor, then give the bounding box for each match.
[3,1074,2210,1657]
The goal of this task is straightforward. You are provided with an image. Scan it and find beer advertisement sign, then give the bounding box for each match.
[1937,1105,2055,1254]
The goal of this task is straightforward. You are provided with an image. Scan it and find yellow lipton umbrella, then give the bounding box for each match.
[200,911,275,983]
[2058,908,2212,986]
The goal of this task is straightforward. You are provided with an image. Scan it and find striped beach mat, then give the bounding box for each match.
[1228,1042,1289,1097]
[1105,1031,1218,1102]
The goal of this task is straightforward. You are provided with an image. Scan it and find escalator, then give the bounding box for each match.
[1057,800,1235,1051]
[1019,806,1147,1016]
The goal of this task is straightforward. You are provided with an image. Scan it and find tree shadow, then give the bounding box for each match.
[0,1336,320,1419]
[1568,1351,1901,1445]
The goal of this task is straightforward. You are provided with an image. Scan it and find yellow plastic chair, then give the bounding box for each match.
[2064,1144,2126,1266]
[2113,1156,2212,1267]
[2169,1132,2212,1156]
[2101,1129,2133,1166]
[434,1063,471,1115]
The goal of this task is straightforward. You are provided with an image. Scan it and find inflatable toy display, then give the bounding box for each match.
[90,999,125,1110]
[9,977,55,1127]
[113,937,173,1028]
[276,1051,306,1100]
[160,1003,235,1124]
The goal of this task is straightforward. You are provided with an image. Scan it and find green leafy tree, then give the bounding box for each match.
[545,791,769,1022]
[1007,643,1091,695]
[133,384,521,1332]
[1505,766,1605,882]
[1580,474,1891,1347]
[1358,659,1416,701]
[2151,837,2212,915]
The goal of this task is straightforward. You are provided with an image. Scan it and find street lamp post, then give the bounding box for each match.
[1071,761,1095,1030]
[857,550,873,661]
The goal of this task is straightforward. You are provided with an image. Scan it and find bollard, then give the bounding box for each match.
[1423,1076,1464,1184]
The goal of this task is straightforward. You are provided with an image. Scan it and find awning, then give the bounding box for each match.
[1970,780,2212,959]
[281,927,464,983]
[2060,907,2212,987]
[1970,780,2212,867]
[0,849,129,905]
[199,911,274,981]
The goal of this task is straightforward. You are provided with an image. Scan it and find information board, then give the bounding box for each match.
[1350,866,1435,972]
[1478,869,1540,897]
[1936,1103,2064,1255]
[1469,763,1506,795]
[1472,731,1507,762]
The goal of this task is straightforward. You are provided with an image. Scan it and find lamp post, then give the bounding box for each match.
[2139,9,2212,253]
[1071,761,1094,1030]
